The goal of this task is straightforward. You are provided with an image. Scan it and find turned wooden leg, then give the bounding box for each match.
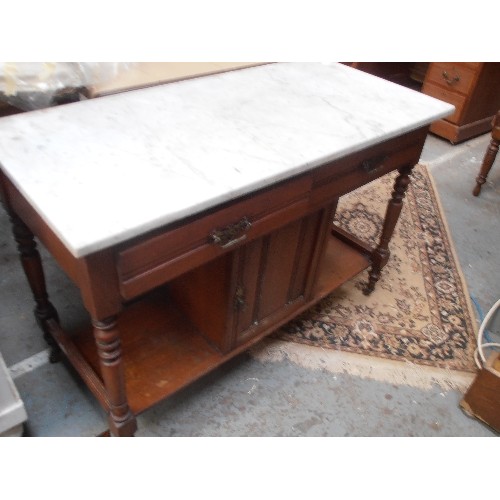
[363,165,413,295]
[10,212,61,362]
[473,111,500,196]
[92,316,137,437]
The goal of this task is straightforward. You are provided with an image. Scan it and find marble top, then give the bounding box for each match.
[0,62,454,258]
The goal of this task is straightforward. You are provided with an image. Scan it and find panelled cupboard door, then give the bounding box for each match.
[168,207,331,354]
[233,209,326,346]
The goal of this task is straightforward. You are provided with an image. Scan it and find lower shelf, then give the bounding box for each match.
[62,232,372,416]
[70,289,225,415]
[314,231,372,300]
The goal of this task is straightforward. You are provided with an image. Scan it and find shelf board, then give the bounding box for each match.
[70,289,224,415]
[313,233,372,300]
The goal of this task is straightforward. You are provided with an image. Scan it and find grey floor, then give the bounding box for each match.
[1,132,499,437]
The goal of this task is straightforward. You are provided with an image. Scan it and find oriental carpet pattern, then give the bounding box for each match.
[276,164,477,373]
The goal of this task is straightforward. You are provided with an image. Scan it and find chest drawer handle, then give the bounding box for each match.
[442,70,460,86]
[209,217,252,249]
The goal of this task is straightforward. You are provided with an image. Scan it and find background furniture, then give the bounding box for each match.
[461,351,500,433]
[423,63,500,143]
[473,110,500,196]
[0,351,27,436]
[0,62,265,113]
[90,62,265,97]
[347,62,500,144]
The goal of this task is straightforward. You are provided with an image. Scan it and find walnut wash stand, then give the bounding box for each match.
[0,63,454,436]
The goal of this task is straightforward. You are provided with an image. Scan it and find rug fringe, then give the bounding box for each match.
[250,338,476,392]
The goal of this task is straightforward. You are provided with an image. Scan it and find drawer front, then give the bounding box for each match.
[118,175,312,299]
[461,62,482,70]
[421,81,466,124]
[310,128,427,207]
[425,63,477,96]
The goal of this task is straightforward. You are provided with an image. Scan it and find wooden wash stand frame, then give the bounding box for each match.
[0,64,454,436]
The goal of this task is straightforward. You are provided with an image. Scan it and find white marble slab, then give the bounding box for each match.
[0,62,454,258]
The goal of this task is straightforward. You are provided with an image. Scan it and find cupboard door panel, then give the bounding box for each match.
[255,219,303,321]
[233,238,263,336]
[288,211,324,303]
[234,209,326,346]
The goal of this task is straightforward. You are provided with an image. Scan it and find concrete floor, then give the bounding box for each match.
[0,131,498,437]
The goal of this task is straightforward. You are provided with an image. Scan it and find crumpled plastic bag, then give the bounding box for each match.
[0,62,133,110]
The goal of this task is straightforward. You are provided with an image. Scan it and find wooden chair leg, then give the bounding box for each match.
[473,110,500,196]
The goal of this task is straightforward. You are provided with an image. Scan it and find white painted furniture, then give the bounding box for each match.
[0,352,27,437]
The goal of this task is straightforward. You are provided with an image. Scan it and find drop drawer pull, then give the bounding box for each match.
[209,217,252,248]
[442,70,460,86]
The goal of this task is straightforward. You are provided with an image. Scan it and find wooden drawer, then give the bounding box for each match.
[421,81,466,124]
[310,128,427,207]
[424,63,477,96]
[461,62,482,70]
[118,175,312,299]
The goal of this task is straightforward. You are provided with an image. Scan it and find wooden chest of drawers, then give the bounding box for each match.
[421,63,500,143]
[346,62,500,144]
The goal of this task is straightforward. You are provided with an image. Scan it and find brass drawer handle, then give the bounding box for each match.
[442,70,460,86]
[209,217,252,249]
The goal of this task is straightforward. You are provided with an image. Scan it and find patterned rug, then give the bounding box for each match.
[275,164,478,376]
